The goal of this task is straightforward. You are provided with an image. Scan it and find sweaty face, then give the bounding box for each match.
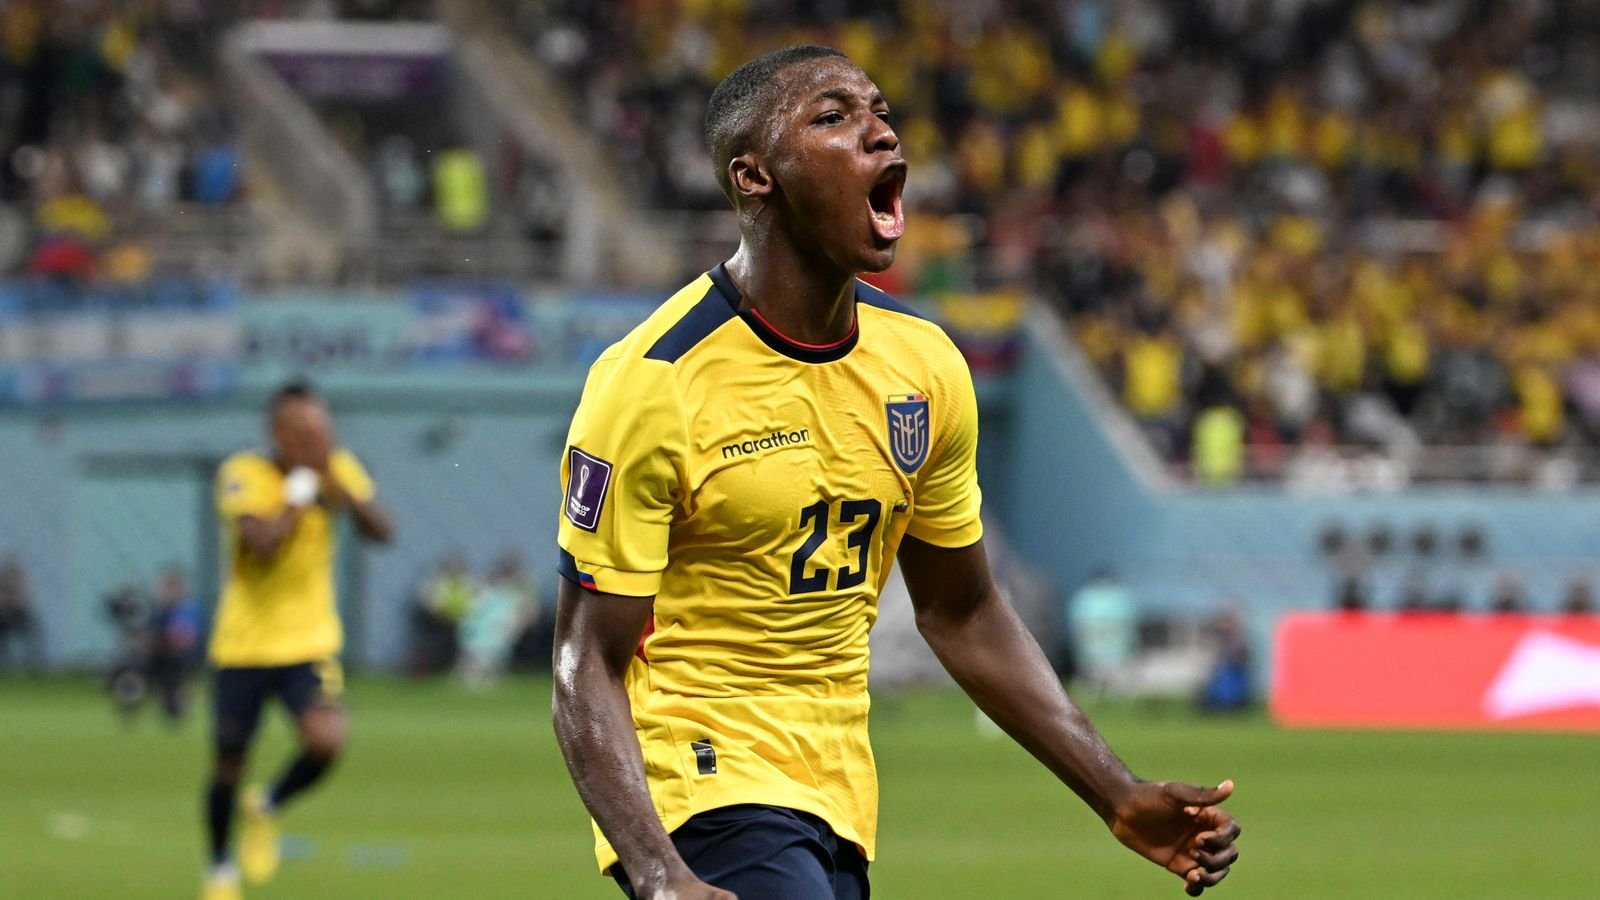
[763,59,906,274]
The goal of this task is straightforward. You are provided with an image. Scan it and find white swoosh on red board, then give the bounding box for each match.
[1482,631,1600,719]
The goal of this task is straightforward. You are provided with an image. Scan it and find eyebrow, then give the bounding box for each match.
[812,88,887,106]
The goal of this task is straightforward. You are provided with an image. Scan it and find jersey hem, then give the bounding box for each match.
[207,646,341,668]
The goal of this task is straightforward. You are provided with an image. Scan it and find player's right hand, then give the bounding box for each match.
[644,877,737,900]
[1108,778,1240,895]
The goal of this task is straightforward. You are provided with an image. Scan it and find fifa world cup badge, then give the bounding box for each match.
[565,446,613,532]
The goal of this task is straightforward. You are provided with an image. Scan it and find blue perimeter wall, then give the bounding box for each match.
[0,386,578,668]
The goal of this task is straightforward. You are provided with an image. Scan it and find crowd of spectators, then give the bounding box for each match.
[0,1,453,286]
[0,2,247,281]
[508,0,1600,483]
[1321,521,1598,615]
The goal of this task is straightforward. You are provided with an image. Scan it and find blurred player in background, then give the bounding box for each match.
[148,566,202,722]
[553,46,1241,900]
[0,557,43,673]
[106,567,204,726]
[201,381,393,900]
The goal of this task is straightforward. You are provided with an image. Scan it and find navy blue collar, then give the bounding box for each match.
[708,263,860,364]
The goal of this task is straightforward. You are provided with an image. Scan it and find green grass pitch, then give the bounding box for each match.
[3,676,1598,898]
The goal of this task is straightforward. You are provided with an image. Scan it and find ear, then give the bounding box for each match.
[728,153,773,203]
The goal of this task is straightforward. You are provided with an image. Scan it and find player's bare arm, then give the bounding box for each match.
[236,509,306,562]
[321,463,393,543]
[345,498,394,544]
[898,535,1241,895]
[293,408,393,544]
[551,579,736,900]
[313,460,392,541]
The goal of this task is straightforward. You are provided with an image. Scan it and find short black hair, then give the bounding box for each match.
[704,44,849,203]
[268,379,318,413]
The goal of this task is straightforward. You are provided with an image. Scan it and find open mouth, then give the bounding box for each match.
[868,164,906,243]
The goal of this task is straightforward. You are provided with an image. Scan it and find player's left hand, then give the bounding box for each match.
[1108,778,1239,895]
[316,454,349,506]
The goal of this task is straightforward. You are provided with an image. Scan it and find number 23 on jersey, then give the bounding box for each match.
[788,498,884,595]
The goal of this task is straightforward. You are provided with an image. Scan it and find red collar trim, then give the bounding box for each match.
[745,306,858,350]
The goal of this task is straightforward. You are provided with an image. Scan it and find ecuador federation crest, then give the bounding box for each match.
[886,393,930,474]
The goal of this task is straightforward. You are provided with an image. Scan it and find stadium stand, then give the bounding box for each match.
[0,2,251,280]
[0,1,592,287]
[501,0,1600,484]
[10,2,1600,480]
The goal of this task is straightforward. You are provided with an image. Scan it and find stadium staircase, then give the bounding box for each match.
[435,0,678,287]
[221,25,377,285]
[219,12,671,288]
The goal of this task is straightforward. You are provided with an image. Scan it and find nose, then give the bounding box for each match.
[867,116,899,155]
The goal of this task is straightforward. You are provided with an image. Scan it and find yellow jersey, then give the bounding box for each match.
[209,449,375,667]
[558,265,983,872]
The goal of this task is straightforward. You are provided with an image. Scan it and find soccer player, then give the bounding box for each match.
[552,45,1242,900]
[201,382,393,900]
[148,566,203,723]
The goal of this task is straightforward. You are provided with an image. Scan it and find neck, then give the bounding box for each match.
[724,235,857,346]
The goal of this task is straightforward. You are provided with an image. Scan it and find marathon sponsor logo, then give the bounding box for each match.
[721,428,811,460]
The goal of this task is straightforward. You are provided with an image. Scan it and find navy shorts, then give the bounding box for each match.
[612,804,869,900]
[212,660,343,756]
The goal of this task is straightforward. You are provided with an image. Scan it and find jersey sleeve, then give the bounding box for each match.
[216,455,279,523]
[329,449,376,503]
[557,353,686,597]
[906,346,984,548]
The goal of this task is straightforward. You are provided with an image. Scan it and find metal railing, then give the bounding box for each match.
[1218,443,1600,490]
[353,209,564,284]
[140,203,261,280]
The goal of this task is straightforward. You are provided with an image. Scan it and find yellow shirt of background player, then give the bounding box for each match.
[558,266,983,873]
[209,449,374,668]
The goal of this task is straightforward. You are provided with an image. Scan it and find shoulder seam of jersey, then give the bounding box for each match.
[854,279,925,320]
[643,279,737,363]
